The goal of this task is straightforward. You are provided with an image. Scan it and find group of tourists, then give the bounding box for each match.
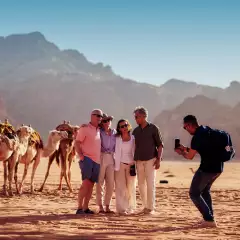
[74,106,235,228]
[75,106,163,216]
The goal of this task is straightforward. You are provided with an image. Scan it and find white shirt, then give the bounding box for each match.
[114,135,135,171]
[121,140,134,164]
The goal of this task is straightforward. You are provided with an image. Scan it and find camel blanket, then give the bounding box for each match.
[0,123,16,138]
[29,130,43,148]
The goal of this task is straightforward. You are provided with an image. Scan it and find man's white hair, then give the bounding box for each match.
[91,109,103,115]
[133,106,148,117]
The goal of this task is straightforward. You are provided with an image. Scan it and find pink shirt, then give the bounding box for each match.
[76,123,101,163]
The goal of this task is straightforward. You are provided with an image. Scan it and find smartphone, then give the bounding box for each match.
[175,138,180,149]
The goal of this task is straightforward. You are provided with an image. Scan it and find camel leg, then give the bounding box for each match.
[63,152,73,192]
[19,164,29,194]
[38,151,56,192]
[3,161,9,196]
[57,152,64,191]
[30,151,41,193]
[58,150,72,192]
[14,161,20,194]
[68,152,74,190]
[8,153,18,196]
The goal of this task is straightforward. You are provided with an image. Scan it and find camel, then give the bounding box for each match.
[0,122,33,196]
[14,127,68,194]
[39,121,79,192]
[0,127,18,196]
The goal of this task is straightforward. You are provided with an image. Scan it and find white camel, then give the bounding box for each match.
[14,128,68,194]
[0,125,33,196]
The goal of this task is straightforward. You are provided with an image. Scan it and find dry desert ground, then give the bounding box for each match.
[0,159,239,240]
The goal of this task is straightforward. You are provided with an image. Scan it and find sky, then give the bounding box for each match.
[0,0,240,87]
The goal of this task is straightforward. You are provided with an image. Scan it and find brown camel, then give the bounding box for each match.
[0,121,33,196]
[39,121,79,192]
[14,127,68,194]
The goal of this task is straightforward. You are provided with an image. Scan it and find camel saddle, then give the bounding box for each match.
[0,121,16,139]
[29,129,43,148]
[56,123,74,139]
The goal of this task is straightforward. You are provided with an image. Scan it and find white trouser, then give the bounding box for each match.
[115,163,136,213]
[136,158,156,211]
[96,153,115,206]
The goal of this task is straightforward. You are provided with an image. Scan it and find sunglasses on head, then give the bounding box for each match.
[120,123,128,129]
[102,119,111,123]
[92,114,103,118]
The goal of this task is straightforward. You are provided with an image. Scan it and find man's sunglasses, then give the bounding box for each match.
[120,124,128,129]
[102,119,111,123]
[92,114,103,118]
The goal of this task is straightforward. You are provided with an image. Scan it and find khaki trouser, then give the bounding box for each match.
[115,163,136,213]
[136,158,156,211]
[96,153,115,206]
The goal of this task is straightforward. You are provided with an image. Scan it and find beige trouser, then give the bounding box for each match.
[115,163,136,213]
[136,158,156,211]
[96,153,115,206]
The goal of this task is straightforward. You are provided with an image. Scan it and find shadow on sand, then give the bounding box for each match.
[0,213,208,239]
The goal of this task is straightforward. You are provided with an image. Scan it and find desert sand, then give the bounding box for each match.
[0,159,239,240]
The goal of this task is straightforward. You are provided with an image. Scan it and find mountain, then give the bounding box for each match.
[0,32,240,144]
[157,78,240,110]
[0,32,164,136]
[153,95,240,159]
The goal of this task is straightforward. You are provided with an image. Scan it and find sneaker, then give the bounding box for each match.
[84,208,95,214]
[195,220,217,228]
[76,209,84,214]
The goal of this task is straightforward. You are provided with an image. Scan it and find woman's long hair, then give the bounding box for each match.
[116,119,132,136]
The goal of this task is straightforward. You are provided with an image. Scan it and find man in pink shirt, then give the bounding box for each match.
[75,109,103,214]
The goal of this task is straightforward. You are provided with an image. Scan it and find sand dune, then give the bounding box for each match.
[0,159,239,239]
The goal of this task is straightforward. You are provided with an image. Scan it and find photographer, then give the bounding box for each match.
[175,115,224,228]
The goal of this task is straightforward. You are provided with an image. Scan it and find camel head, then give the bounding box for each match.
[72,125,80,139]
[49,130,68,142]
[17,125,34,139]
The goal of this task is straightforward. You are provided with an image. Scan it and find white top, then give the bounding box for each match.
[114,134,135,171]
[120,140,134,164]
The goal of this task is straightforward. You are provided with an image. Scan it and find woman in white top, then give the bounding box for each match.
[114,119,136,214]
